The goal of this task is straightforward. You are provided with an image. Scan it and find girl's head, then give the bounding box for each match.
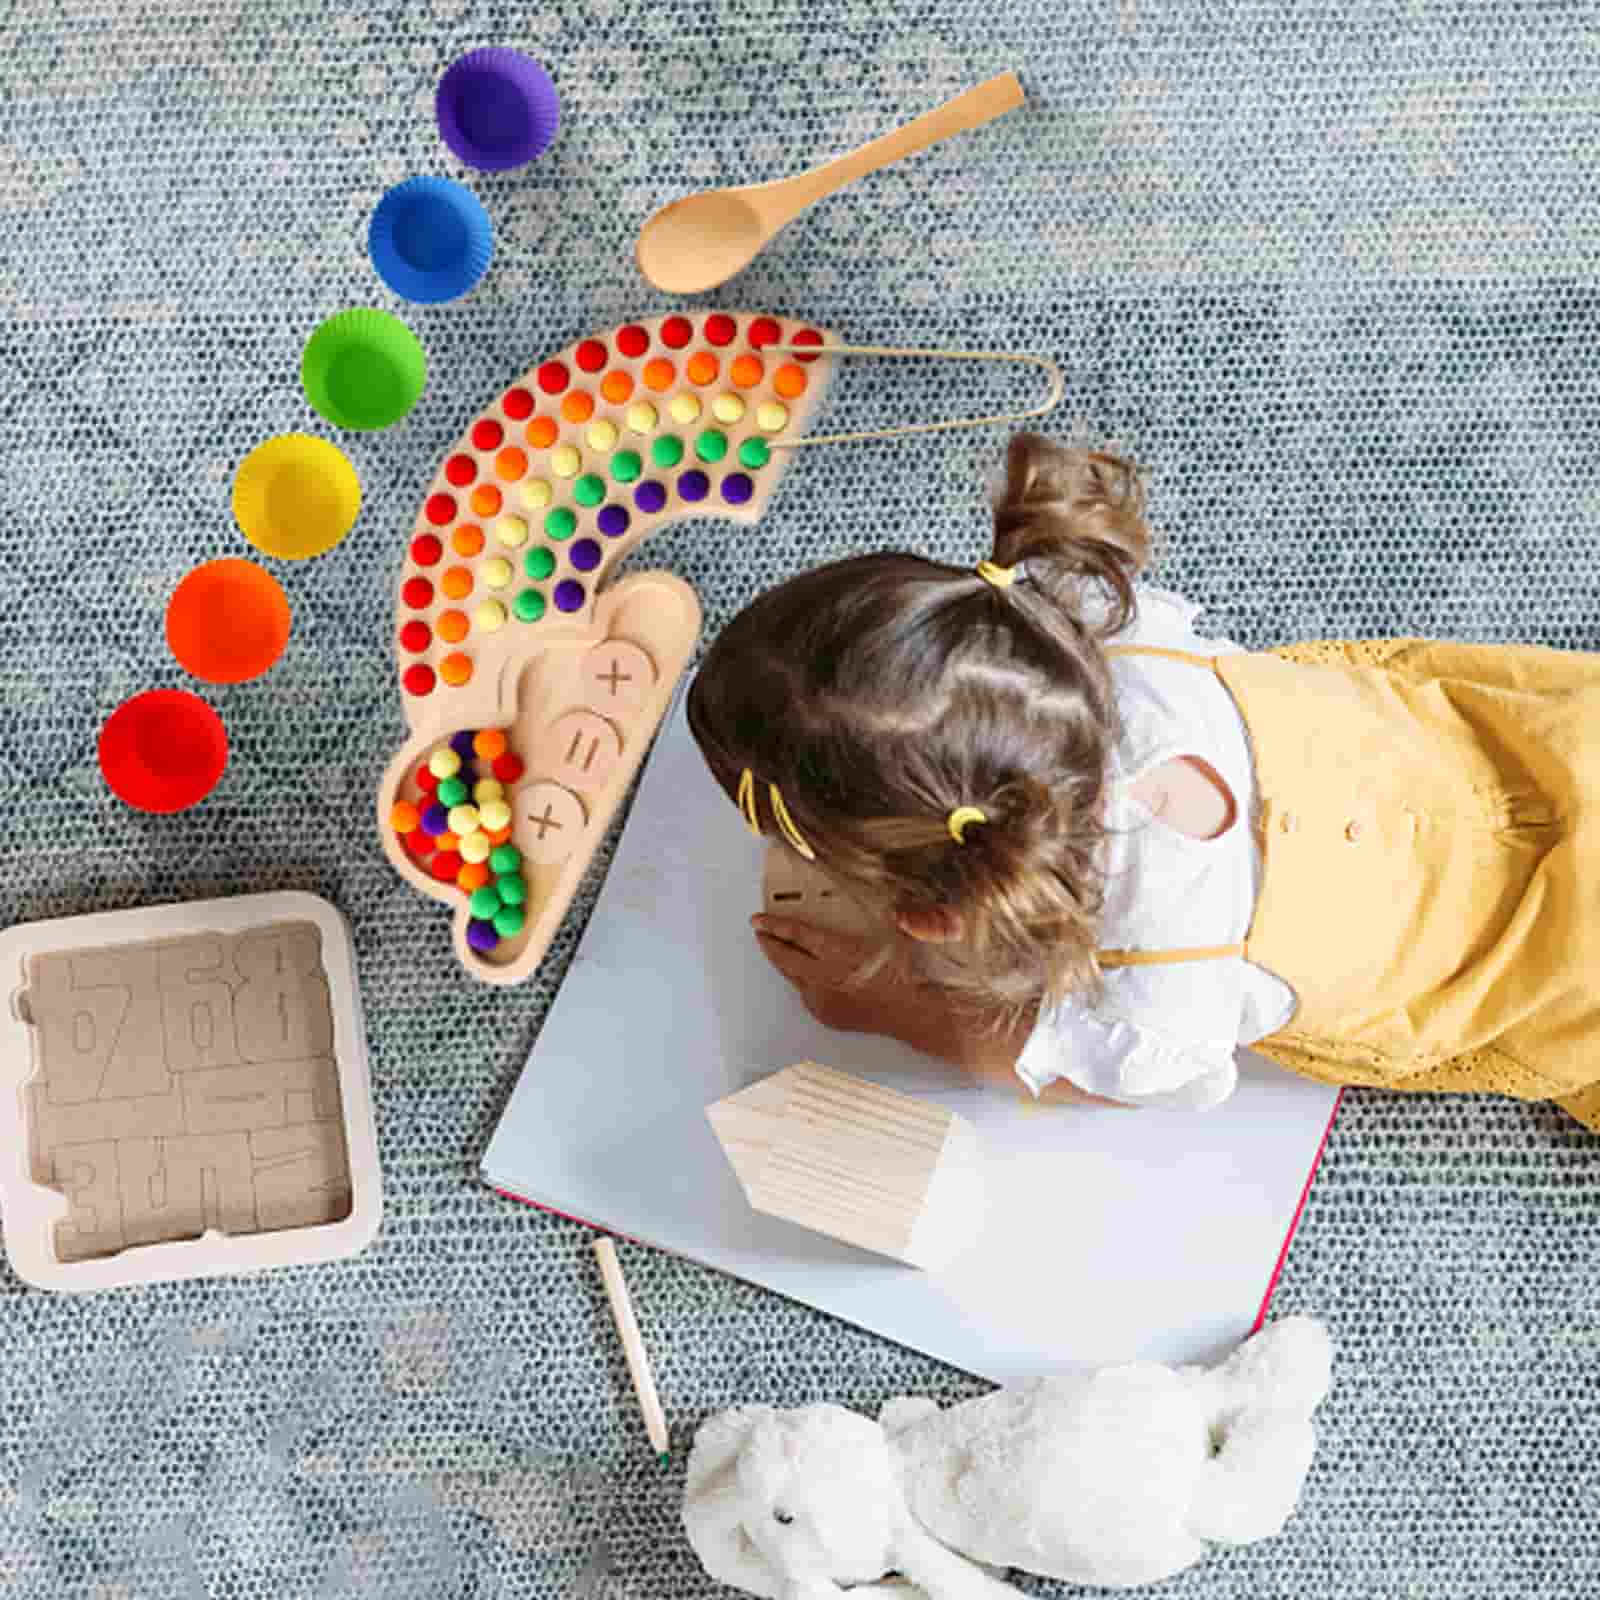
[687,432,1152,1011]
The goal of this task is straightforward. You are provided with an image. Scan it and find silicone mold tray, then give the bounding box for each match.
[0,893,380,1291]
[379,310,836,984]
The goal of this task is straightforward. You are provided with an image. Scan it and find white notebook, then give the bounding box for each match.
[483,681,1341,1382]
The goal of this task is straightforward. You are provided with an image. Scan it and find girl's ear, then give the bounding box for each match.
[896,906,964,943]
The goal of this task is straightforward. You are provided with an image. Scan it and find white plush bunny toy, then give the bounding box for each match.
[683,1316,1331,1597]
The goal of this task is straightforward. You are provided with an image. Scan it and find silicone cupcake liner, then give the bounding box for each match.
[368,177,494,305]
[232,434,362,561]
[436,48,560,172]
[99,690,229,813]
[301,309,428,432]
[166,558,292,684]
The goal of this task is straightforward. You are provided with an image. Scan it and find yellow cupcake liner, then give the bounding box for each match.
[233,434,362,561]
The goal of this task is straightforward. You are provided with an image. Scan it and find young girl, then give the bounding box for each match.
[686,432,1600,1131]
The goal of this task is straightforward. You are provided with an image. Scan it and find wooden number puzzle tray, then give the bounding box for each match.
[0,893,380,1292]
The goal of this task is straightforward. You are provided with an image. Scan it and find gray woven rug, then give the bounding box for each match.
[3,1,1599,1595]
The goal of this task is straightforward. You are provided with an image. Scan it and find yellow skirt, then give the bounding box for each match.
[1217,637,1600,1134]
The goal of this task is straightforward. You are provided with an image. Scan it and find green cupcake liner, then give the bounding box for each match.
[301,309,427,432]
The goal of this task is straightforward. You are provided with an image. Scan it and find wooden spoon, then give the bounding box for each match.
[635,71,1026,295]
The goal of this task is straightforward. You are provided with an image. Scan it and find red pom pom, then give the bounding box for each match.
[575,339,607,373]
[403,664,436,697]
[492,752,525,783]
[502,387,534,420]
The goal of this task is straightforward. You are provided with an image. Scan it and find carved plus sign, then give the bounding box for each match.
[529,801,565,840]
[598,659,632,697]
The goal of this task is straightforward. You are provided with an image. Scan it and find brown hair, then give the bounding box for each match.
[686,432,1152,1014]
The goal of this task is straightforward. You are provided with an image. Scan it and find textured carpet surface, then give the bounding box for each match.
[2,1,1599,1596]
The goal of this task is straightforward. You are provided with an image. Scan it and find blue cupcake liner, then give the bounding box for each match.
[437,48,560,172]
[368,176,494,305]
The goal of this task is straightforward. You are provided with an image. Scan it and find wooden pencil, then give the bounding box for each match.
[593,1235,670,1461]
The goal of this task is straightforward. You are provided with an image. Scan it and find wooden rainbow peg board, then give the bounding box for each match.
[379,311,838,985]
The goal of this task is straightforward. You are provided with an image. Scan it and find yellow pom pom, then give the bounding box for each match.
[428,748,461,780]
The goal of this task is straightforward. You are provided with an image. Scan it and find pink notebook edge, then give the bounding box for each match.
[1251,1087,1344,1331]
[485,1084,1347,1359]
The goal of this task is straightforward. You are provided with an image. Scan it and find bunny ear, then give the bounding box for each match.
[889,1516,1026,1600]
[683,1408,785,1596]
[686,1404,777,1498]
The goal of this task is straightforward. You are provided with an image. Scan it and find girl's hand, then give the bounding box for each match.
[750,914,904,1035]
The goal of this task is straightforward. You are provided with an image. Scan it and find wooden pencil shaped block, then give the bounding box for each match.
[707,1063,986,1270]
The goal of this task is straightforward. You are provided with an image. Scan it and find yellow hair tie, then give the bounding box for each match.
[975,560,1016,590]
[768,783,816,861]
[736,768,762,837]
[947,805,988,843]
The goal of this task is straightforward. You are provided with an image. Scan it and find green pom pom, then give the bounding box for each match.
[496,872,528,906]
[490,843,522,874]
[493,905,526,938]
[469,885,502,920]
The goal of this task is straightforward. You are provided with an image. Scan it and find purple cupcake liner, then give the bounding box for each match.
[437,48,560,173]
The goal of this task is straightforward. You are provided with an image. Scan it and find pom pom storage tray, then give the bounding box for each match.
[379,311,836,985]
[0,893,381,1291]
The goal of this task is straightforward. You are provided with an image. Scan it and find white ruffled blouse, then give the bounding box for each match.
[1013,586,1297,1110]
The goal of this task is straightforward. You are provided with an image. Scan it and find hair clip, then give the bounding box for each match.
[947,805,988,843]
[736,768,763,837]
[767,784,816,861]
[975,561,1016,591]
